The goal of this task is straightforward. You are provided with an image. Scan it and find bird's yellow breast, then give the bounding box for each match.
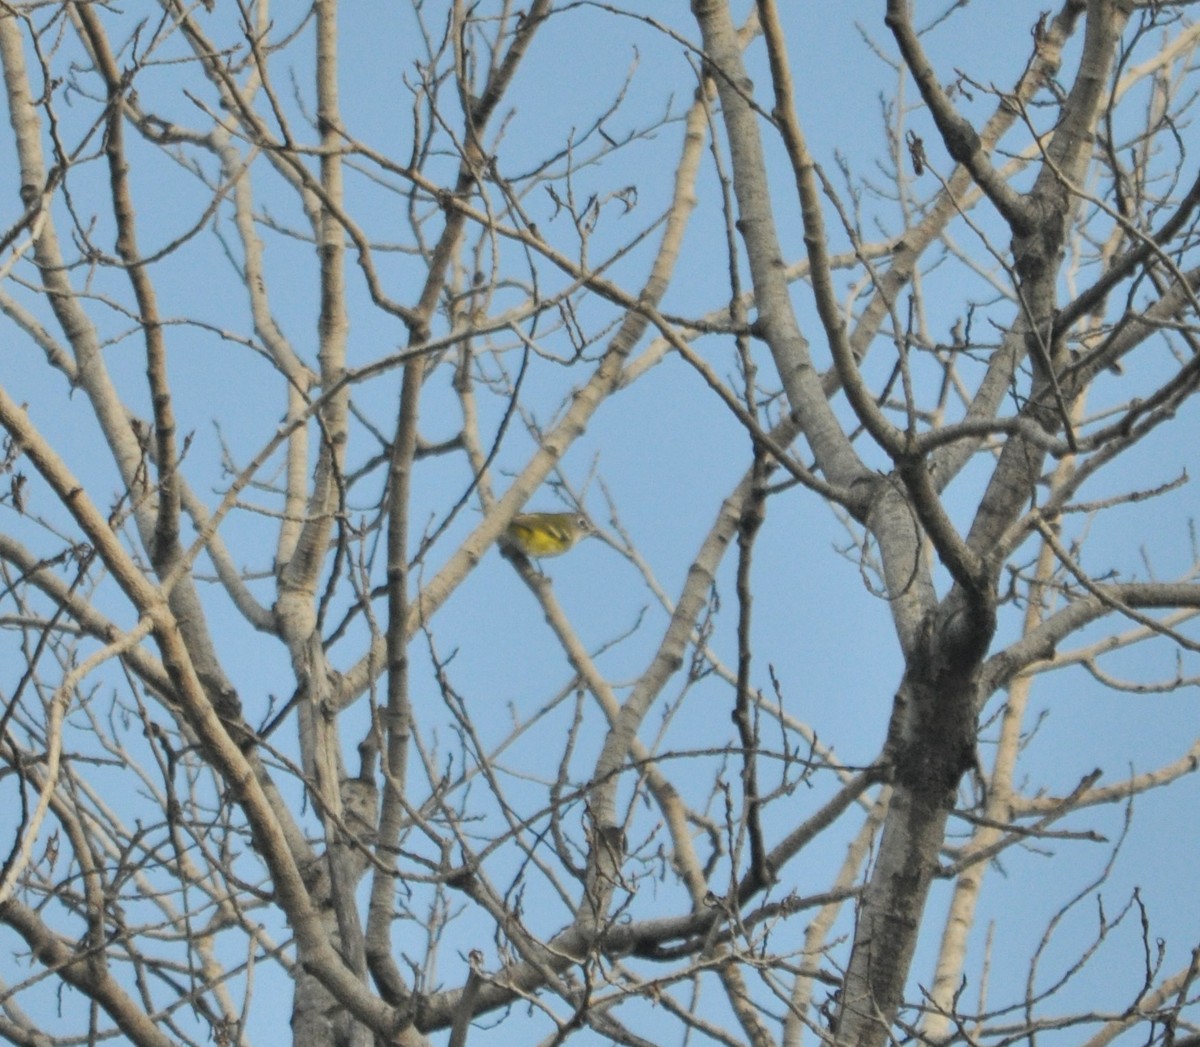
[506,517,575,557]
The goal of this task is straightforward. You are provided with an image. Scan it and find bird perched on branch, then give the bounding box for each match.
[504,512,592,558]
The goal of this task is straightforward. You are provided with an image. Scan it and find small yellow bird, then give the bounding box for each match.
[504,512,592,558]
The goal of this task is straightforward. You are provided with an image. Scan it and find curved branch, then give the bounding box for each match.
[884,0,1033,230]
[979,580,1200,702]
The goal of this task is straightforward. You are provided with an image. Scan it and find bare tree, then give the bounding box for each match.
[2,1,1199,1045]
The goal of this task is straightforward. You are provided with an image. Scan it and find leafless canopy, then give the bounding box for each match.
[1,2,1199,1045]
